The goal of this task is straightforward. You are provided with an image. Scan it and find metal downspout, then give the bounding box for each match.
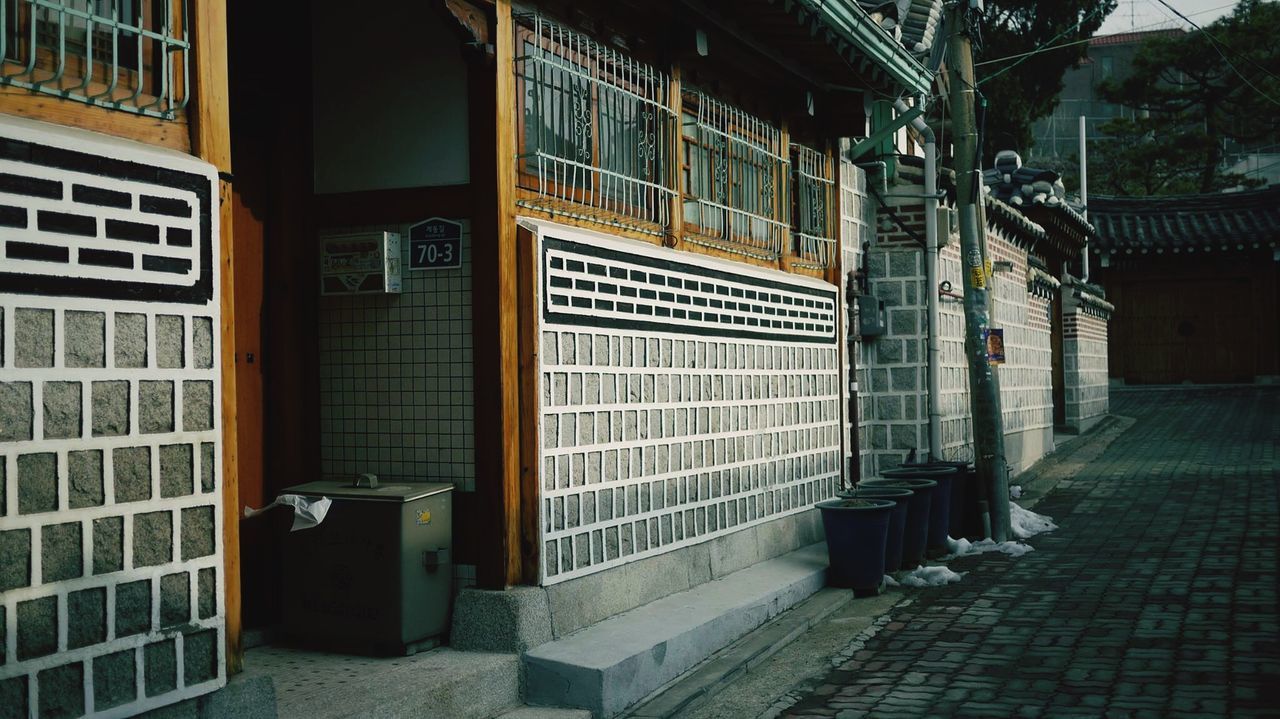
[894,98,942,461]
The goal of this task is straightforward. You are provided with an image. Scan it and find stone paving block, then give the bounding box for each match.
[780,388,1279,719]
[116,579,152,637]
[17,595,57,660]
[94,648,138,710]
[17,452,57,515]
[65,310,106,368]
[41,521,83,582]
[42,380,82,439]
[93,516,124,575]
[115,312,148,368]
[38,662,84,719]
[15,308,54,368]
[68,448,104,508]
[92,380,130,436]
[113,445,152,503]
[68,587,107,649]
[145,638,178,697]
[134,510,173,567]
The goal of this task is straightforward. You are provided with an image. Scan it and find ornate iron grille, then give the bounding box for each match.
[682,89,790,256]
[515,12,675,234]
[792,143,836,267]
[0,0,189,119]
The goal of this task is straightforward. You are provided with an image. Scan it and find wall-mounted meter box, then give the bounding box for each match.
[858,294,887,338]
[319,231,402,295]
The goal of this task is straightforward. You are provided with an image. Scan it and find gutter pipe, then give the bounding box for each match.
[894,97,942,462]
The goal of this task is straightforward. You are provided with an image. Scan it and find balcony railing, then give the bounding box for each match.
[792,143,836,267]
[514,11,676,235]
[682,89,790,257]
[1,0,190,119]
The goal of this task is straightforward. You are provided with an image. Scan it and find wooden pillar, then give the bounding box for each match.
[470,0,523,589]
[665,65,684,250]
[190,0,241,673]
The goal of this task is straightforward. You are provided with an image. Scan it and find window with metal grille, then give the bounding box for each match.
[1,0,189,119]
[792,143,836,267]
[514,12,675,235]
[681,89,790,257]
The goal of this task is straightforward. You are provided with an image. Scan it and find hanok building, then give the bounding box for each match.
[0,1,973,717]
[1089,185,1280,385]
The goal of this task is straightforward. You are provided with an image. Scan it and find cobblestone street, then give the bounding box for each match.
[782,387,1280,718]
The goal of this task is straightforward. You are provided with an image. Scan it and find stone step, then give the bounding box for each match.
[495,707,593,719]
[623,588,852,718]
[524,543,829,718]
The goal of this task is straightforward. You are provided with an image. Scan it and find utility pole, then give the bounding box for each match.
[946,1,1011,542]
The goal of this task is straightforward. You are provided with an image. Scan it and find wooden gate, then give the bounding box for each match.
[1108,275,1257,384]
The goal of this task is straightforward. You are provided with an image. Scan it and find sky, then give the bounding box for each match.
[1096,0,1239,36]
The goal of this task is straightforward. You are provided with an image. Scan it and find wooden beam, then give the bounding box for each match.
[495,0,522,588]
[0,86,191,152]
[189,0,240,674]
[516,224,541,585]
[666,64,684,250]
[470,0,522,589]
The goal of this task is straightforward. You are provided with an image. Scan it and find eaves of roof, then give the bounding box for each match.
[1089,185,1280,254]
[985,195,1048,248]
[797,0,934,95]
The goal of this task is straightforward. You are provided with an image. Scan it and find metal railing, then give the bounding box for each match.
[514,12,675,233]
[792,143,836,267]
[1,0,189,119]
[682,89,791,256]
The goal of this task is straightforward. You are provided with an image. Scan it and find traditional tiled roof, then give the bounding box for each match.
[986,194,1048,247]
[1090,185,1280,253]
[854,0,944,55]
[1087,28,1183,47]
[982,151,1094,257]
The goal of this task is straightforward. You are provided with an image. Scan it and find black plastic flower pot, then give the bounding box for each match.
[817,497,895,596]
[841,486,912,575]
[903,461,982,541]
[858,477,937,570]
[883,465,961,557]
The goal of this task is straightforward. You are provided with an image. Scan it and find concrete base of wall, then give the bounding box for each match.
[137,674,277,719]
[1004,426,1055,477]
[450,510,825,651]
[452,586,555,654]
[1060,413,1107,436]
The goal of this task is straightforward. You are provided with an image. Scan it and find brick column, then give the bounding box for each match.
[1062,279,1114,433]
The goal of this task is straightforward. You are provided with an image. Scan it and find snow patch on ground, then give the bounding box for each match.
[896,565,966,587]
[943,536,1036,559]
[1010,501,1058,539]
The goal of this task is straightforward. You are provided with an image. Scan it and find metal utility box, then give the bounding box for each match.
[858,294,887,338]
[280,480,453,654]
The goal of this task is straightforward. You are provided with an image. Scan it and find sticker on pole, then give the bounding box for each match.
[408,218,463,271]
[970,266,987,289]
[984,327,1005,365]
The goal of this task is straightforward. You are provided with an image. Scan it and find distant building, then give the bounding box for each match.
[1030,29,1184,161]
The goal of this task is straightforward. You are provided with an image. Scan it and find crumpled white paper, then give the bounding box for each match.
[243,494,332,531]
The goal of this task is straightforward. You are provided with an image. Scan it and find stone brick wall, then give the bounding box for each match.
[532,224,841,585]
[839,161,874,480]
[317,220,475,491]
[0,117,224,717]
[859,189,1056,475]
[938,234,1055,473]
[861,244,928,472]
[1063,282,1111,431]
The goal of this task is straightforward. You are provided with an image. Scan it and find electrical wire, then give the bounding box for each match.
[976,4,1109,86]
[1152,0,1280,90]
